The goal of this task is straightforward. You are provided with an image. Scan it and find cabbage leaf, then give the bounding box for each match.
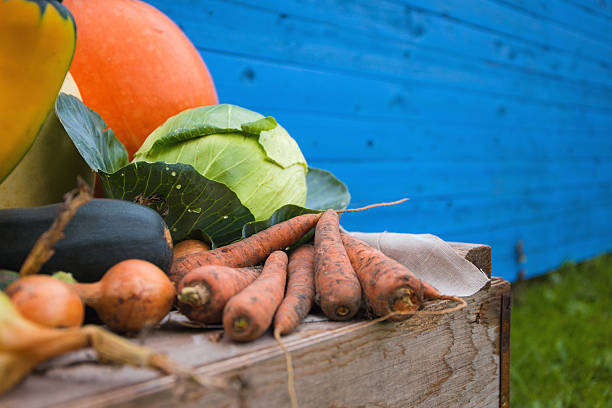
[57,95,350,247]
[134,104,308,221]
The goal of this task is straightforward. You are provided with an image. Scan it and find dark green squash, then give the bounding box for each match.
[0,199,173,282]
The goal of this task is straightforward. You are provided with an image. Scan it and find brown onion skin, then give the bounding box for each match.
[6,275,84,328]
[74,259,175,335]
[173,239,210,260]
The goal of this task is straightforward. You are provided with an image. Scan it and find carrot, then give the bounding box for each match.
[5,275,84,328]
[176,265,262,324]
[340,233,466,321]
[273,244,315,408]
[73,259,175,334]
[223,251,287,342]
[273,244,316,336]
[169,213,320,285]
[169,199,409,286]
[314,210,362,321]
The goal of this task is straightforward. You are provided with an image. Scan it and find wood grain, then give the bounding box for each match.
[448,242,491,278]
[0,243,509,408]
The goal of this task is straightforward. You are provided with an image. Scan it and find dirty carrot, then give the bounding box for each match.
[274,244,316,336]
[170,199,408,285]
[314,210,361,321]
[340,233,466,321]
[177,265,262,324]
[273,244,315,408]
[223,251,288,342]
[169,213,320,285]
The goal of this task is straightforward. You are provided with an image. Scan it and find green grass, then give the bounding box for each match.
[510,253,612,407]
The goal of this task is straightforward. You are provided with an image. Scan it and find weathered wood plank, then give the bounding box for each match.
[500,290,512,408]
[45,279,509,408]
[74,281,509,407]
[0,244,504,408]
[448,243,491,278]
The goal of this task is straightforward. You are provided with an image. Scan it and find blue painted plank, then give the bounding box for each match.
[202,53,612,125]
[273,113,612,162]
[148,0,612,104]
[472,235,612,281]
[493,0,612,43]
[450,207,612,280]
[207,0,612,87]
[561,0,612,21]
[394,0,612,62]
[312,161,612,200]
[346,182,612,227]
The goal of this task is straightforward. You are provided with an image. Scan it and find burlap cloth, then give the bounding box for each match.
[348,232,490,297]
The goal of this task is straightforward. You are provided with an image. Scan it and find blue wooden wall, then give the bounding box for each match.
[145,0,612,281]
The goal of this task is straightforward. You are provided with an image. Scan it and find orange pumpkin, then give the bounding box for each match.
[64,0,218,157]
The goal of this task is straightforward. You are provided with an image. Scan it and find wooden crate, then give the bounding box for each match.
[0,243,510,408]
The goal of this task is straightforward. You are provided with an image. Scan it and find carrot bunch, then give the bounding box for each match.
[172,198,466,343]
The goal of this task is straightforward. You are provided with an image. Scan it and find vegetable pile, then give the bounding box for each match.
[0,0,468,404]
[171,199,465,343]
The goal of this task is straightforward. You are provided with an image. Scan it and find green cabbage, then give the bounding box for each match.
[133,104,308,221]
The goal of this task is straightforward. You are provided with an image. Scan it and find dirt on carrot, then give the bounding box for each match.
[170,213,321,285]
[341,233,465,321]
[169,199,409,286]
[223,251,288,342]
[274,244,316,336]
[177,265,262,324]
[314,210,361,321]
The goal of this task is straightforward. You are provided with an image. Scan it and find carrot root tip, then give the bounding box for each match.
[178,284,210,308]
[335,306,351,317]
[233,317,250,333]
[390,288,419,314]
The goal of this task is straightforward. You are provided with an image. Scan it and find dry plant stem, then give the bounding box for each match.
[1,328,89,395]
[274,329,299,408]
[1,323,221,395]
[19,178,93,276]
[336,198,409,214]
[336,297,468,339]
[170,198,408,283]
[408,296,467,315]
